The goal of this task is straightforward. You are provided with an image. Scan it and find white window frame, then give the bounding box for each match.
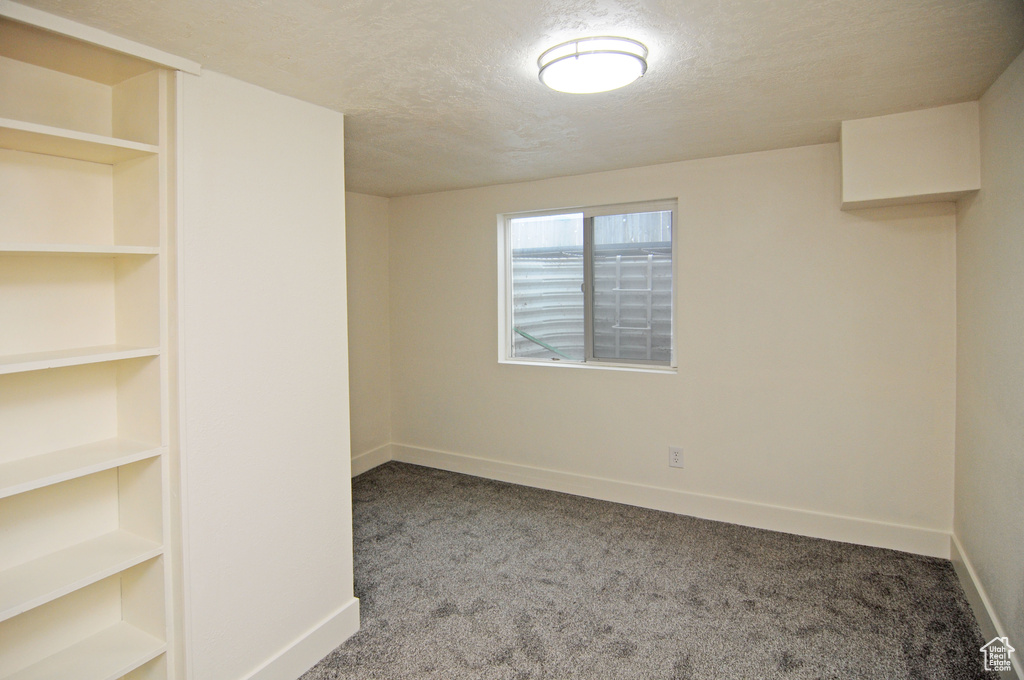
[498,199,677,372]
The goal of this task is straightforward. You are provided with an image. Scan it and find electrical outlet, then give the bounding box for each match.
[669,446,684,469]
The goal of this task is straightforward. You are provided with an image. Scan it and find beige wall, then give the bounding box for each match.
[179,70,357,680]
[955,48,1024,653]
[345,192,392,461]
[387,142,957,553]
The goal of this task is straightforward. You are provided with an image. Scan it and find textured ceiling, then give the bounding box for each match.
[16,0,1024,196]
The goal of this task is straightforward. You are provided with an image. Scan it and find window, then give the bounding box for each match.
[499,200,675,368]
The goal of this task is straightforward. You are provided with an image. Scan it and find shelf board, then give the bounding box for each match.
[0,244,159,257]
[2,621,165,680]
[0,345,160,375]
[0,439,164,500]
[0,530,162,623]
[0,118,158,164]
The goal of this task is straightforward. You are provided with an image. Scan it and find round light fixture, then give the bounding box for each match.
[538,36,648,94]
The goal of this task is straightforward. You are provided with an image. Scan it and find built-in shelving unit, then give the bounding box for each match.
[0,12,174,680]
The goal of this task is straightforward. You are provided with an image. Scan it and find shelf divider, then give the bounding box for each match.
[0,345,160,375]
[0,439,164,500]
[0,530,163,623]
[0,244,159,257]
[0,118,158,164]
[1,621,165,680]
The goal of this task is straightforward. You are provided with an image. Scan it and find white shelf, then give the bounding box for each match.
[0,345,160,375]
[0,530,162,623]
[0,118,158,164]
[0,244,159,257]
[2,621,165,680]
[0,439,164,500]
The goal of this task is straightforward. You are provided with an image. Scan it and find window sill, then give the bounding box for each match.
[498,357,677,375]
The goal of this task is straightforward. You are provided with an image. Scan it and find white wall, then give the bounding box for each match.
[955,48,1024,658]
[179,70,357,680]
[345,192,392,473]
[387,142,957,557]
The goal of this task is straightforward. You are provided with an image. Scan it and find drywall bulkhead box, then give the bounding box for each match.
[840,102,980,210]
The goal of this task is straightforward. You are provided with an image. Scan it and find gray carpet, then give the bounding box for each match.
[302,462,993,679]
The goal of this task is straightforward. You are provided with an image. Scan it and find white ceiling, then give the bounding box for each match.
[17,0,1024,197]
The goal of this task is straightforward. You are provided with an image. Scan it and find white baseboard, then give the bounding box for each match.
[243,597,360,680]
[951,534,1023,680]
[391,443,951,559]
[351,443,393,477]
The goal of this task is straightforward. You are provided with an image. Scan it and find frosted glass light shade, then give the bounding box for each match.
[538,36,648,94]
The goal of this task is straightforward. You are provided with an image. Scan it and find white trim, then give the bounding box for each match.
[351,443,393,477]
[496,213,511,364]
[242,597,360,680]
[951,534,1023,679]
[176,70,197,680]
[391,443,952,558]
[498,356,676,374]
[0,0,202,75]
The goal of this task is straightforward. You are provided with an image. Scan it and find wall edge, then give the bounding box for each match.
[242,597,360,680]
[351,443,393,478]
[951,534,1023,679]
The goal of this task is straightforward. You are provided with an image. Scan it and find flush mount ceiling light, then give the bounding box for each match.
[538,36,648,94]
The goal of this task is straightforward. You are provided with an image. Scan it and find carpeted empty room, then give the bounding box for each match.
[302,463,992,680]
